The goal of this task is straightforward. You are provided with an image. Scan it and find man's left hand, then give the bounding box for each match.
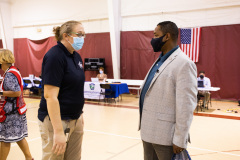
[173,144,184,154]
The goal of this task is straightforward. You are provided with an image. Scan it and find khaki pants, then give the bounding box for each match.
[199,91,210,107]
[38,114,84,160]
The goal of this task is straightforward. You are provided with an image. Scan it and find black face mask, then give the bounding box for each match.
[150,34,166,52]
[200,75,204,79]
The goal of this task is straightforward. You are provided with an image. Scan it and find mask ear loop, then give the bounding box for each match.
[66,34,73,45]
[162,34,167,42]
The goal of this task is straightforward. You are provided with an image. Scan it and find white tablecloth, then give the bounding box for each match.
[198,87,220,91]
[107,79,143,86]
[84,82,104,99]
[23,77,42,88]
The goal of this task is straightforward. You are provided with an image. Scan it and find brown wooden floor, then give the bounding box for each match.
[2,94,240,160]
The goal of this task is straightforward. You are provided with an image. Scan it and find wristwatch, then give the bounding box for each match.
[0,91,3,95]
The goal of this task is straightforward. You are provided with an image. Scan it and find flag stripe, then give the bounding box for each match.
[190,28,193,60]
[192,28,195,62]
[180,27,201,62]
[196,27,201,62]
[195,28,198,62]
[193,28,196,62]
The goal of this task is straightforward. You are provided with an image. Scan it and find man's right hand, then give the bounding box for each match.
[52,132,67,155]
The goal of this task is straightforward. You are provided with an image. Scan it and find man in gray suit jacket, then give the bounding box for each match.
[139,21,197,160]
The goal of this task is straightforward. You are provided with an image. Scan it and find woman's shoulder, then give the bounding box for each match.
[4,72,18,81]
[5,71,16,77]
[45,45,64,58]
[43,45,66,64]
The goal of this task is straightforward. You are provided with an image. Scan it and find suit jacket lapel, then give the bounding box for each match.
[146,48,180,93]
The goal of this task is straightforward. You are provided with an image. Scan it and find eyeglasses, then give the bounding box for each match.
[70,32,86,38]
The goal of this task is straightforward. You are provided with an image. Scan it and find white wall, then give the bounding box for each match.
[8,0,240,39]
[121,0,240,31]
[121,0,240,16]
[13,19,109,40]
[0,0,13,51]
[108,0,121,79]
[11,0,109,40]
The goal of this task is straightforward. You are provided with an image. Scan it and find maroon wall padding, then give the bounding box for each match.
[0,40,3,48]
[78,32,113,81]
[14,32,113,81]
[14,37,57,77]
[120,24,240,100]
[13,24,240,100]
[0,40,4,75]
[196,24,240,100]
[120,31,160,80]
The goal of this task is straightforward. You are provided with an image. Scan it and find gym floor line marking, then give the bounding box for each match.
[85,129,141,140]
[26,120,240,157]
[189,146,240,157]
[12,137,41,147]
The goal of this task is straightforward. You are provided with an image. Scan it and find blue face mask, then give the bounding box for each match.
[99,70,103,74]
[69,36,84,50]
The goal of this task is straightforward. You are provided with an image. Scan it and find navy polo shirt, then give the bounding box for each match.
[38,42,85,122]
[139,46,179,118]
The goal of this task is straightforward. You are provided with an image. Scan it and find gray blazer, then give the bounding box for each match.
[140,48,197,148]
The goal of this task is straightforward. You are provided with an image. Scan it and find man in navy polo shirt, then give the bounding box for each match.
[38,21,85,160]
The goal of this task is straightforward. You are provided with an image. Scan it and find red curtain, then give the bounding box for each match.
[196,24,240,100]
[120,24,240,100]
[78,32,113,81]
[13,24,240,100]
[0,40,3,48]
[120,31,160,80]
[0,40,3,75]
[14,32,113,81]
[14,37,57,77]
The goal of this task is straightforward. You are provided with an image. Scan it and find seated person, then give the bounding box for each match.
[197,71,211,107]
[97,67,107,82]
[198,71,211,88]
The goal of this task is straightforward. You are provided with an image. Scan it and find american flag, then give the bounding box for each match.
[180,27,201,62]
